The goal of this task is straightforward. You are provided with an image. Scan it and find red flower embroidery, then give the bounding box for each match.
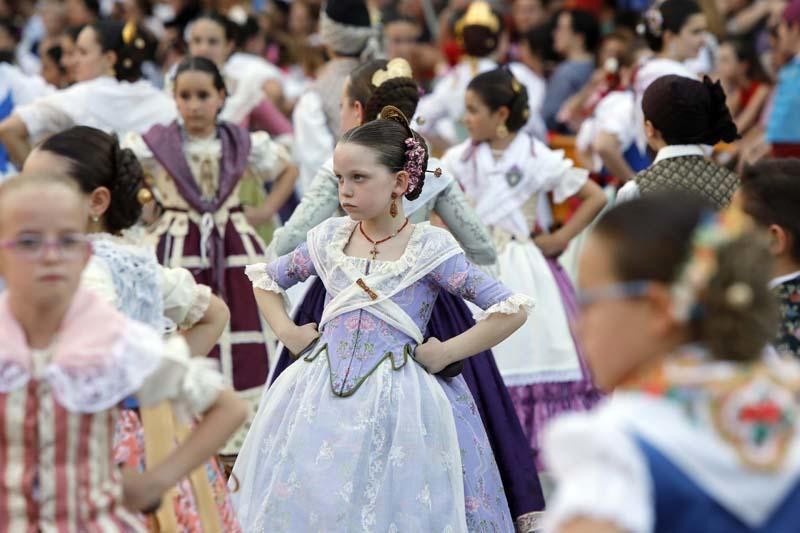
[739,401,782,424]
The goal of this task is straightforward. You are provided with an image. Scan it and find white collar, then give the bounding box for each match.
[653,144,706,165]
[770,271,800,289]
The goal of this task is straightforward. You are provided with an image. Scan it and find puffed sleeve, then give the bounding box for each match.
[616,181,641,204]
[531,138,589,203]
[135,333,226,420]
[292,91,335,194]
[543,407,654,533]
[14,93,75,141]
[120,131,163,179]
[246,242,318,301]
[271,162,341,256]
[433,182,497,266]
[159,266,212,330]
[427,252,533,320]
[247,130,291,181]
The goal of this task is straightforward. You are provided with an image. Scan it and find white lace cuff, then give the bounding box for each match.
[136,335,226,422]
[180,284,211,330]
[245,263,283,294]
[543,412,654,533]
[472,294,535,322]
[246,262,292,313]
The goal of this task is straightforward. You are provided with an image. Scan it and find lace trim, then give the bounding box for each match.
[180,284,211,329]
[245,263,284,294]
[44,320,163,413]
[515,511,546,533]
[472,293,535,322]
[0,361,31,392]
[326,217,427,275]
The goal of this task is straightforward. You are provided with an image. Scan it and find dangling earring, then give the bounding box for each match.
[390,193,398,218]
[497,123,509,140]
[91,215,100,223]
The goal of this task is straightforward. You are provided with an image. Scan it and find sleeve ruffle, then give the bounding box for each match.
[472,293,535,322]
[542,410,654,533]
[180,284,212,330]
[136,335,226,422]
[245,263,283,294]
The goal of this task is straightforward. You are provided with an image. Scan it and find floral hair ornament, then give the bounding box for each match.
[371,58,413,88]
[670,207,749,322]
[404,137,425,194]
[640,7,664,37]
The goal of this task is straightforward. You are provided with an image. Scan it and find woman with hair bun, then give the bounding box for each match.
[442,67,608,465]
[618,74,740,208]
[0,19,175,167]
[631,0,707,152]
[234,106,526,531]
[267,57,547,530]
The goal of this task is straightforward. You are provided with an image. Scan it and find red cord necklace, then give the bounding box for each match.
[358,218,410,260]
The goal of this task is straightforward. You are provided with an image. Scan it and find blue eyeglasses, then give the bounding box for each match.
[576,281,651,308]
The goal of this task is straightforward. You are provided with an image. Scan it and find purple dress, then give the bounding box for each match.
[232,218,523,531]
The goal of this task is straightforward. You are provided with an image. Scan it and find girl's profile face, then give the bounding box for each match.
[0,183,91,308]
[188,19,232,68]
[174,70,225,137]
[674,13,708,61]
[463,89,504,143]
[334,142,406,221]
[74,27,112,82]
[575,234,665,391]
[339,77,363,135]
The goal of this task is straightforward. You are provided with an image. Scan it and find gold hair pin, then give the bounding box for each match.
[122,20,137,45]
[371,58,413,88]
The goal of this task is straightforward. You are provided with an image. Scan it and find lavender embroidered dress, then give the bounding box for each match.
[231,217,525,531]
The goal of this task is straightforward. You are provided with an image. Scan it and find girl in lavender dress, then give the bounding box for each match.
[442,68,607,465]
[232,107,529,531]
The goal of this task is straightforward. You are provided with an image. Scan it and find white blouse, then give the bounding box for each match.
[14,76,176,142]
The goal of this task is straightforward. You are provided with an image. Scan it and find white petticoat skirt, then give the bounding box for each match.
[231,352,469,532]
[486,239,582,386]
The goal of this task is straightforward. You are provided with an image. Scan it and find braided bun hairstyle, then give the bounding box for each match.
[39,126,145,234]
[642,75,739,146]
[347,59,420,125]
[467,67,530,133]
[339,105,429,201]
[88,19,156,82]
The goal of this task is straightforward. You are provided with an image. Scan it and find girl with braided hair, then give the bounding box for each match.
[0,20,176,168]
[268,57,546,530]
[234,106,526,531]
[23,126,243,532]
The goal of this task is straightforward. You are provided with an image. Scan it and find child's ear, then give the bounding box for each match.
[353,100,364,125]
[88,187,111,220]
[647,283,678,336]
[394,170,410,196]
[768,224,791,257]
